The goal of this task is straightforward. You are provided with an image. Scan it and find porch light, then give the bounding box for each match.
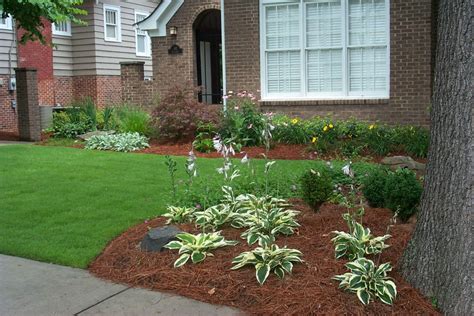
[169,26,178,36]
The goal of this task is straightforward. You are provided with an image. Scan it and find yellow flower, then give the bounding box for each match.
[323,126,329,132]
[312,137,318,143]
[291,118,299,125]
[329,123,334,129]
[369,124,376,130]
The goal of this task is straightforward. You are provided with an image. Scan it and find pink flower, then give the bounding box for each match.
[223,95,229,100]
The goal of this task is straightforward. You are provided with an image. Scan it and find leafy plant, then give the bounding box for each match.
[333,258,397,305]
[383,168,423,221]
[165,156,178,203]
[193,122,217,153]
[300,168,333,211]
[362,168,388,208]
[194,204,235,231]
[232,244,303,285]
[115,106,151,136]
[162,206,196,224]
[331,221,391,260]
[85,132,149,152]
[164,232,238,267]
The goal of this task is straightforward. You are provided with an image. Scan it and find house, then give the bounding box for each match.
[0,0,158,133]
[131,0,434,126]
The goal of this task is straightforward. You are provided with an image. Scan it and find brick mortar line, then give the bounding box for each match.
[73,286,134,316]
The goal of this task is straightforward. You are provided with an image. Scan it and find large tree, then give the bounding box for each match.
[400,0,473,314]
[0,0,86,43]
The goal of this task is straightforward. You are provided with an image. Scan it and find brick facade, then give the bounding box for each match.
[71,75,122,108]
[121,62,156,107]
[224,0,433,126]
[15,68,41,141]
[0,76,17,132]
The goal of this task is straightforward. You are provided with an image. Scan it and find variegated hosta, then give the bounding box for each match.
[232,244,303,285]
[239,208,300,247]
[331,221,391,260]
[162,206,196,224]
[333,258,397,305]
[164,232,238,268]
[194,204,235,231]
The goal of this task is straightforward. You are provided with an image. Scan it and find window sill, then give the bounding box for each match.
[259,98,390,106]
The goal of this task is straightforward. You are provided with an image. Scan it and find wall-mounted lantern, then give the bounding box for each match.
[169,26,178,36]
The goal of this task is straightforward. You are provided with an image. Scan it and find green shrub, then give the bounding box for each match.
[115,106,151,136]
[300,168,333,211]
[362,168,388,208]
[272,115,311,144]
[383,168,423,221]
[53,121,90,139]
[193,123,217,153]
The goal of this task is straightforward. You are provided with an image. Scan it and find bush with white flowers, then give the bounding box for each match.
[85,132,149,152]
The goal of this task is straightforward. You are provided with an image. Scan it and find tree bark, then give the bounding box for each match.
[400,1,473,315]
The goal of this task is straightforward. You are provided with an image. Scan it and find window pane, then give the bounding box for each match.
[106,25,116,39]
[349,47,386,92]
[349,0,387,46]
[106,10,116,25]
[266,4,300,50]
[137,34,146,53]
[306,0,342,48]
[267,51,301,93]
[307,49,343,92]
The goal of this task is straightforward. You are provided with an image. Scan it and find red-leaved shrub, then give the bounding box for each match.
[151,86,221,142]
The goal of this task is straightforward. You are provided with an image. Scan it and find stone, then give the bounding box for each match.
[140,226,182,252]
[381,156,426,171]
[77,131,113,141]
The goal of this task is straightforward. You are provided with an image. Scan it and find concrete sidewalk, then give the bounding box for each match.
[0,255,240,316]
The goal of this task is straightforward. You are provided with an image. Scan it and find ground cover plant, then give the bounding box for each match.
[0,145,379,268]
[85,132,150,152]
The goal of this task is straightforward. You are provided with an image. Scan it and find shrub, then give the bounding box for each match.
[85,132,149,152]
[362,168,388,208]
[383,168,423,221]
[152,86,220,141]
[52,101,96,138]
[272,115,311,144]
[300,168,333,211]
[220,92,266,147]
[115,106,151,136]
[193,122,217,153]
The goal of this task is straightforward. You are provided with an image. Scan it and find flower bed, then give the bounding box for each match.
[89,200,438,315]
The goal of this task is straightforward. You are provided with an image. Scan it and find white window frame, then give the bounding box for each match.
[52,21,72,36]
[259,0,390,101]
[135,11,151,57]
[103,4,121,42]
[0,13,13,30]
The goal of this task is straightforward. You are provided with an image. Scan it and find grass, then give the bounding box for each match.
[0,145,379,268]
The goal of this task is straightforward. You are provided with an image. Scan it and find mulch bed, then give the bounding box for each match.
[89,201,438,315]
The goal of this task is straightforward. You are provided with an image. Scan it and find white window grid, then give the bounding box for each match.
[52,21,71,36]
[135,11,151,57]
[0,13,12,30]
[104,4,121,42]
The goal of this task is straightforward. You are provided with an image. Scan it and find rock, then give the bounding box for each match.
[77,131,113,141]
[140,226,182,252]
[381,156,426,172]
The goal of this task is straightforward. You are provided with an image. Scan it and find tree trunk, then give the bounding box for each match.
[400,1,473,314]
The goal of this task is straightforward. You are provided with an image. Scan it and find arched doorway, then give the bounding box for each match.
[194,10,222,104]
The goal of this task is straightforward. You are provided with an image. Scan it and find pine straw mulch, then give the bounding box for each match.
[89,201,438,315]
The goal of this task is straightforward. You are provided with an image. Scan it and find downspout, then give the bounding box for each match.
[220,0,227,111]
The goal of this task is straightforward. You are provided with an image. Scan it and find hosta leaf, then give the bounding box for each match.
[377,291,394,305]
[384,280,397,299]
[256,264,271,285]
[164,241,182,250]
[247,234,259,245]
[281,261,293,273]
[174,254,190,268]
[356,289,371,305]
[191,251,206,264]
[274,266,285,279]
[177,233,195,244]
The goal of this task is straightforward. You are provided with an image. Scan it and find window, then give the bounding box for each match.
[104,4,121,42]
[260,0,390,100]
[0,13,12,30]
[135,11,151,57]
[52,21,71,36]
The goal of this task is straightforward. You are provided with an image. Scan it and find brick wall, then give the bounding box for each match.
[224,0,433,126]
[121,62,155,107]
[151,0,220,98]
[0,76,17,132]
[71,75,122,108]
[54,76,74,106]
[15,68,41,141]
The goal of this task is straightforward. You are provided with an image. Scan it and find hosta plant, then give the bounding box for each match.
[164,232,238,268]
[194,204,235,231]
[232,244,303,285]
[333,258,397,305]
[85,132,149,152]
[162,206,196,224]
[331,221,391,260]
[238,208,300,247]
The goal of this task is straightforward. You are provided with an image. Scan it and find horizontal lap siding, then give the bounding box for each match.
[0,30,17,75]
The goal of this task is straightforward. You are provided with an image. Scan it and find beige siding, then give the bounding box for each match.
[52,35,73,76]
[0,29,17,76]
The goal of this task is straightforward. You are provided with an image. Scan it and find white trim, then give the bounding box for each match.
[135,11,151,57]
[221,0,227,110]
[103,4,121,42]
[136,0,185,37]
[260,0,390,101]
[0,13,13,30]
[52,21,72,36]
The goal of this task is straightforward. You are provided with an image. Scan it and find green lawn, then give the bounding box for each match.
[0,145,377,268]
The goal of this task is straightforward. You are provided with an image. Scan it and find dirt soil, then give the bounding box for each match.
[89,201,438,315]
